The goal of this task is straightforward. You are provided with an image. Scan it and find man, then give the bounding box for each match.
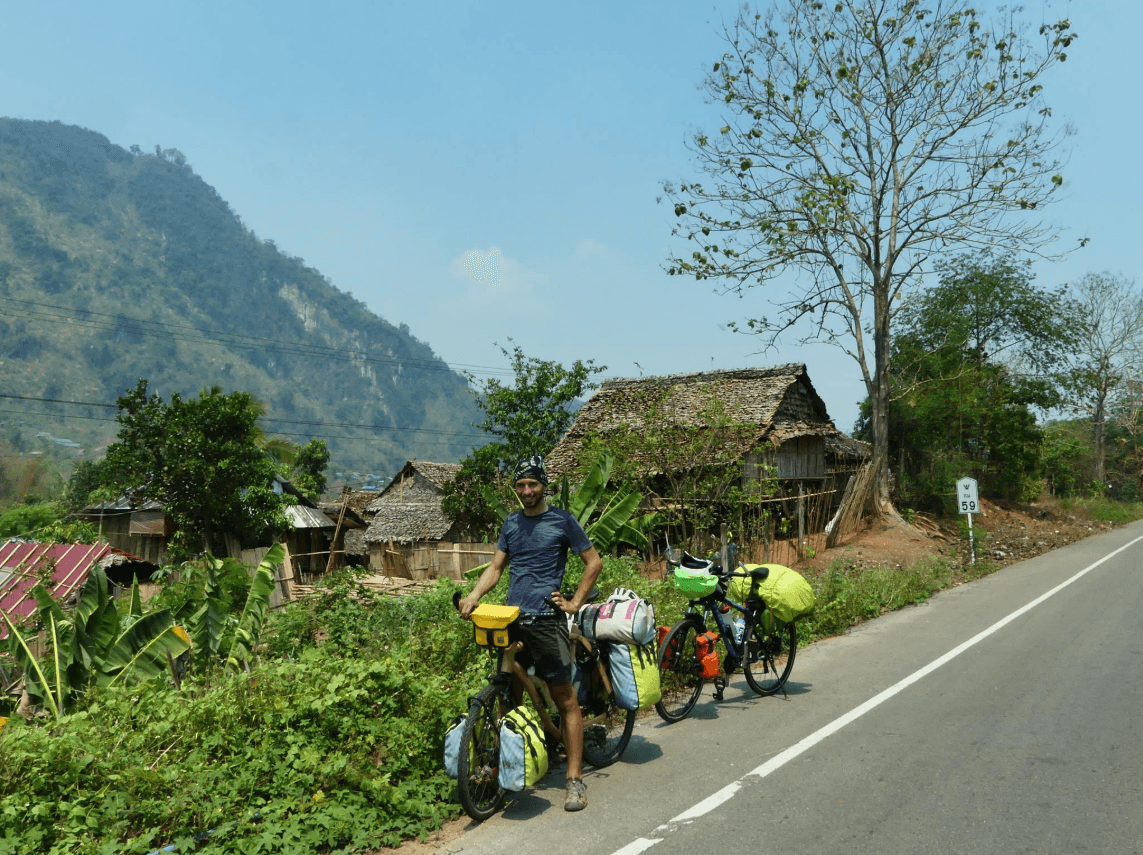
[458,455,603,812]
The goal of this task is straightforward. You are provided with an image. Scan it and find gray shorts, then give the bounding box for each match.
[512,617,574,686]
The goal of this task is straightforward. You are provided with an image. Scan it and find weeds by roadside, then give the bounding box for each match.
[796,556,997,644]
[1064,495,1143,527]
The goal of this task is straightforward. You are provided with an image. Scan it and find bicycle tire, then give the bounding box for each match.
[742,609,797,696]
[654,620,704,723]
[456,684,506,821]
[581,695,635,768]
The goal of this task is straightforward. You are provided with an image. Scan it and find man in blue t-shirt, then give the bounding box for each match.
[458,455,602,812]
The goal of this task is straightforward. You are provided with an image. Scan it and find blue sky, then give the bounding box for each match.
[1,0,1133,436]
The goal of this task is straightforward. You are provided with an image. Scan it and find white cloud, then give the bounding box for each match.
[574,238,608,260]
[449,246,548,312]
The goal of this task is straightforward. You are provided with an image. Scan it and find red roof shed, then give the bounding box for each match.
[0,542,117,637]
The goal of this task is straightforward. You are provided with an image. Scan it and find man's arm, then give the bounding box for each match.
[552,545,603,615]
[458,548,507,619]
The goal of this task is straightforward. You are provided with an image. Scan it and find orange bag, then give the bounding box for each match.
[694,631,721,679]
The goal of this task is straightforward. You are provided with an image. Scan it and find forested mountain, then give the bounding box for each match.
[0,118,482,484]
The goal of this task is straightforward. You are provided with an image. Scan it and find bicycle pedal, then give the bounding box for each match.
[713,676,727,701]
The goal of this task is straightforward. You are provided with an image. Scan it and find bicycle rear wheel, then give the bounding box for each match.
[456,684,506,821]
[581,694,635,767]
[742,609,797,696]
[654,620,704,723]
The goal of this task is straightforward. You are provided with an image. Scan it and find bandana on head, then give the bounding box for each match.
[513,455,549,485]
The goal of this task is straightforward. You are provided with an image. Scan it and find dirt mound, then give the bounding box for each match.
[800,497,1113,575]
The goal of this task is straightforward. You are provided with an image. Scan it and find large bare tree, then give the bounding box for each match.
[665,0,1077,515]
[1063,272,1143,487]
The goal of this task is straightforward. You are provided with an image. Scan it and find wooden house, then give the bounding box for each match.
[77,479,366,581]
[363,461,493,579]
[319,490,378,567]
[74,499,170,564]
[546,363,868,486]
[545,364,869,559]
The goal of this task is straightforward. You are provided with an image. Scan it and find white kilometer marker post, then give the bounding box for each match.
[957,477,980,565]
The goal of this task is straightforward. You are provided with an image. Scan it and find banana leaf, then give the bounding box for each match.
[562,453,613,525]
[73,564,108,627]
[1,610,60,718]
[100,610,191,687]
[120,578,144,631]
[583,487,643,552]
[187,557,230,662]
[31,584,68,629]
[226,543,282,673]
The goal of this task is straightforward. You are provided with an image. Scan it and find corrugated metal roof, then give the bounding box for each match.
[0,542,115,637]
[80,497,164,513]
[285,505,335,529]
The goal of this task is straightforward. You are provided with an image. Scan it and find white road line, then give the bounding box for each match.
[610,839,663,855]
[610,532,1143,855]
[669,781,741,822]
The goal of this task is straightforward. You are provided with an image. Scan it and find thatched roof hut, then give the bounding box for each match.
[363,460,463,546]
[545,363,868,482]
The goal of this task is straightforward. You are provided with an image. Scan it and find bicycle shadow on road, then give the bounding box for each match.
[658,679,815,721]
[606,731,664,766]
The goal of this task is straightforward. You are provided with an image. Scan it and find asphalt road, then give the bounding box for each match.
[443,520,1143,855]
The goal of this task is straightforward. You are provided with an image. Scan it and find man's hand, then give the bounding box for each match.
[458,593,480,619]
[550,591,579,615]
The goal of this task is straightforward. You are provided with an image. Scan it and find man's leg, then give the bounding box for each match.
[548,681,587,810]
[548,682,582,777]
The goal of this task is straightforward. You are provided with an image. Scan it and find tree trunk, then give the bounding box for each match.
[1094,389,1106,488]
[867,285,897,518]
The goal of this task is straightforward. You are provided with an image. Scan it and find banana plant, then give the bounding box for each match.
[1,566,190,717]
[552,453,658,552]
[175,544,284,674]
[225,543,282,673]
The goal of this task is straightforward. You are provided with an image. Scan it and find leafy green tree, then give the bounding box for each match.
[62,459,110,512]
[103,380,291,560]
[441,444,507,538]
[443,343,605,538]
[468,340,605,461]
[290,438,330,502]
[895,253,1083,386]
[1110,378,1143,500]
[664,0,1076,517]
[0,503,61,539]
[860,254,1080,507]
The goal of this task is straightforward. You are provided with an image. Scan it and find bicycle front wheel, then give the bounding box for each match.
[742,610,797,696]
[654,620,704,723]
[581,695,635,768]
[456,684,506,822]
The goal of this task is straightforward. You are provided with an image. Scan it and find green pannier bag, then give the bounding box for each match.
[498,705,549,791]
[728,564,816,623]
[606,641,662,711]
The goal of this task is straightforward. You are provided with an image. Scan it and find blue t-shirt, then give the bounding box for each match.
[498,507,593,615]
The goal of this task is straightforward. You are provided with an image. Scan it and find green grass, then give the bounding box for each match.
[1062,495,1143,527]
[795,556,998,644]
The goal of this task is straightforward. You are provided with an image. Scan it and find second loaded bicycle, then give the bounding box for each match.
[655,550,798,723]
